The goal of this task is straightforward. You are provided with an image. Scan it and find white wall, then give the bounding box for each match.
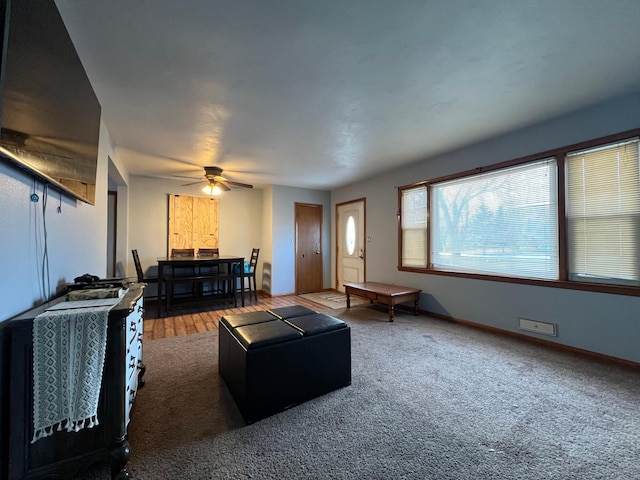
[0,120,118,321]
[332,92,640,363]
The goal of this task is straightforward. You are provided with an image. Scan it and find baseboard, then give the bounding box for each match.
[423,309,640,371]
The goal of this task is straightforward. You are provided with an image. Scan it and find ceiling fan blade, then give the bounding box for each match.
[172,174,202,180]
[182,180,206,186]
[223,180,253,189]
[218,182,231,191]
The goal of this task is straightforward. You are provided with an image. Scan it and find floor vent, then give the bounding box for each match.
[518,318,557,336]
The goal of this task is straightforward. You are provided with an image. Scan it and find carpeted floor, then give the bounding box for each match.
[76,307,640,479]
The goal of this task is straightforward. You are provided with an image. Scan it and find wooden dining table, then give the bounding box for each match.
[156,254,246,317]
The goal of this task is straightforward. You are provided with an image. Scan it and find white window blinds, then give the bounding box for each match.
[566,138,640,286]
[401,186,428,268]
[431,159,559,280]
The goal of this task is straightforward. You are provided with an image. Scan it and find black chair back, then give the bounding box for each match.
[198,248,219,257]
[132,249,144,283]
[171,248,194,257]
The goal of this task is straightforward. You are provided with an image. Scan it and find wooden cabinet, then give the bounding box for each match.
[125,290,145,428]
[2,285,145,480]
[168,194,219,254]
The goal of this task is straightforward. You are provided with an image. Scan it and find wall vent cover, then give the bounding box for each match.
[519,318,557,336]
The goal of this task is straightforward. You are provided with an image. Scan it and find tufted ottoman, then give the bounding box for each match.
[218,311,280,383]
[267,305,317,320]
[283,313,351,401]
[219,309,351,423]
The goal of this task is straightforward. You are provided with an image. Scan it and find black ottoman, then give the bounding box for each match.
[267,305,317,320]
[218,311,279,382]
[219,319,304,423]
[221,310,277,329]
[284,313,351,401]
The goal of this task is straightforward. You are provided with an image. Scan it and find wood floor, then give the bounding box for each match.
[143,293,334,341]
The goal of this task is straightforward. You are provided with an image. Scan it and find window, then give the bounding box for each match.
[398,129,640,294]
[345,215,356,256]
[566,138,640,286]
[431,159,558,280]
[401,185,427,268]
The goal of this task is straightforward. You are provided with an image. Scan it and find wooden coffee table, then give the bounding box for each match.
[343,282,421,322]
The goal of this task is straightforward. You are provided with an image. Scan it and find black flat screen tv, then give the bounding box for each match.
[0,0,101,205]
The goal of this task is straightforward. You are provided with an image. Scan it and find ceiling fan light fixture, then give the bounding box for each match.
[203,182,222,196]
[179,165,252,190]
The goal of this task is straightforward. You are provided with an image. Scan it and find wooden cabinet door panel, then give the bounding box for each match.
[192,196,219,250]
[168,194,219,254]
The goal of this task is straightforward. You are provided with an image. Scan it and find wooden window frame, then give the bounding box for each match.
[397,127,640,297]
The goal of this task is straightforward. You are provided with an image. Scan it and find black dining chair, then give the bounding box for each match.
[171,248,195,257]
[197,248,219,256]
[132,249,157,284]
[170,248,196,276]
[132,249,165,311]
[239,248,260,302]
[198,248,223,295]
[166,248,198,304]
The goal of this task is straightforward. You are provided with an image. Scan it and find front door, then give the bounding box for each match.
[336,198,365,292]
[295,203,323,294]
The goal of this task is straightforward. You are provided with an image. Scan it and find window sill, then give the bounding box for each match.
[397,266,640,297]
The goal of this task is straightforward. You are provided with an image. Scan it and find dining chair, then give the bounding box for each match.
[132,249,157,284]
[132,249,163,310]
[168,248,197,299]
[170,248,195,275]
[197,248,219,256]
[171,248,195,257]
[197,248,222,295]
[239,248,260,302]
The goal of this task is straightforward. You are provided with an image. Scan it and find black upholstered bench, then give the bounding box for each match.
[219,309,351,423]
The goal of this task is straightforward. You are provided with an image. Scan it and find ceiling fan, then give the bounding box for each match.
[179,166,253,193]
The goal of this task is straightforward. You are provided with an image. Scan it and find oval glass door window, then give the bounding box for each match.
[346,215,356,255]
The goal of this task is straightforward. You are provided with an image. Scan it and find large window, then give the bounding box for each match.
[566,138,640,286]
[398,129,640,294]
[431,159,558,280]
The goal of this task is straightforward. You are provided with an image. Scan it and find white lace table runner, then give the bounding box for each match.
[31,305,113,443]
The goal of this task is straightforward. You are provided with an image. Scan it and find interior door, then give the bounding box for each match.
[336,199,365,292]
[295,203,323,294]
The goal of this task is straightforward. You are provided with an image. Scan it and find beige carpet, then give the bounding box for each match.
[76,307,640,480]
[299,291,371,309]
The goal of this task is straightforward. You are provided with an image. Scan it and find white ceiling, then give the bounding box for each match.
[55,0,640,190]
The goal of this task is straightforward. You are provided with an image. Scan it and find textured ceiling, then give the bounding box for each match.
[55,0,640,190]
